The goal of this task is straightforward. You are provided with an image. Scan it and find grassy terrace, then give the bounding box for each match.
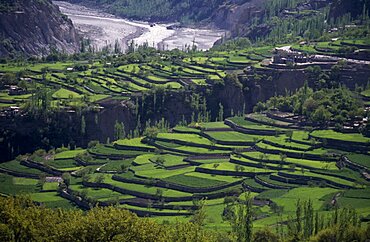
[0,160,44,175]
[88,174,192,197]
[156,133,214,146]
[131,165,195,179]
[227,116,286,131]
[0,174,39,195]
[196,122,230,130]
[1,107,369,229]
[255,142,329,156]
[47,159,80,169]
[311,130,370,144]
[279,170,357,188]
[0,115,369,229]
[69,184,135,202]
[200,161,273,174]
[154,141,231,154]
[0,38,367,112]
[114,137,154,149]
[242,151,339,170]
[204,131,261,143]
[346,154,370,169]
[163,174,227,188]
[263,135,313,150]
[1,36,370,228]
[54,149,86,159]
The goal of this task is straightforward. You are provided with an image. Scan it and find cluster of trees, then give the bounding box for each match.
[212,38,252,52]
[282,199,368,241]
[254,82,365,126]
[248,0,370,44]
[0,196,369,241]
[0,0,18,12]
[0,196,221,241]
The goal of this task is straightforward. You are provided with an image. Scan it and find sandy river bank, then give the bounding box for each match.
[55,1,225,51]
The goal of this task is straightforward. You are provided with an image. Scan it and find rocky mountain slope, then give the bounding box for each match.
[60,0,369,42]
[0,0,80,57]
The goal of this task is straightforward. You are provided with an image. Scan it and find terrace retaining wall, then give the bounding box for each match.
[151,141,230,156]
[121,199,197,211]
[266,112,298,124]
[254,145,337,161]
[75,158,106,166]
[270,174,308,185]
[310,169,357,183]
[88,150,138,160]
[254,176,290,190]
[50,74,85,94]
[172,128,201,135]
[224,119,281,136]
[201,132,254,146]
[239,152,330,171]
[21,160,62,176]
[82,180,188,202]
[112,174,245,194]
[341,156,370,173]
[195,167,270,177]
[83,180,242,202]
[154,137,232,151]
[60,190,90,210]
[277,172,355,189]
[121,207,193,217]
[113,143,156,152]
[244,116,302,130]
[242,184,266,193]
[262,140,314,152]
[229,157,285,171]
[309,134,370,152]
[0,167,40,179]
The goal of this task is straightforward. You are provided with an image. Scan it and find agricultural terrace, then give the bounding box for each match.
[0,112,369,230]
[1,38,366,111]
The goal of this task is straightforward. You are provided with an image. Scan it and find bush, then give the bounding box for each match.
[253,228,280,242]
[88,140,99,148]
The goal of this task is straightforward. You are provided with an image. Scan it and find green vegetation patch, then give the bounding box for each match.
[346,154,370,169]
[54,149,86,159]
[0,174,40,195]
[47,159,78,169]
[0,160,43,175]
[272,187,338,212]
[114,137,154,149]
[163,174,227,188]
[311,130,370,143]
[205,131,261,143]
[52,88,82,99]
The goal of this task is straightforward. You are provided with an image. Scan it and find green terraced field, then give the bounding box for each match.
[311,130,370,143]
[1,116,369,229]
[54,149,86,159]
[163,174,227,188]
[227,116,285,131]
[0,83,369,230]
[241,151,339,170]
[205,131,261,143]
[346,154,370,169]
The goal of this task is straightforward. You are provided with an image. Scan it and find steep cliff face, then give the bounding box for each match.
[329,0,370,20]
[0,0,80,57]
[209,0,266,35]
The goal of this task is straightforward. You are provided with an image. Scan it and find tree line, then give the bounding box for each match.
[0,196,369,241]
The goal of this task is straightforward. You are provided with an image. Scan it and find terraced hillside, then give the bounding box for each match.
[1,111,369,229]
[1,38,369,110]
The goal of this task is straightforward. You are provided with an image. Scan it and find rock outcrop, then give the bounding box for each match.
[209,0,266,35]
[0,0,80,57]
